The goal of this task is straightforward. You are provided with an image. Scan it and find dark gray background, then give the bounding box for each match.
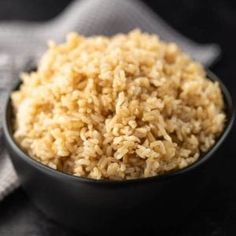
[0,0,236,235]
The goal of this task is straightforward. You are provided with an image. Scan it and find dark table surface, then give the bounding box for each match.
[0,0,236,235]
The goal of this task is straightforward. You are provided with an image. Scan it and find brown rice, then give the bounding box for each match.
[11,30,225,180]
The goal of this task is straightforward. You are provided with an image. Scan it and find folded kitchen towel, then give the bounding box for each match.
[0,0,220,201]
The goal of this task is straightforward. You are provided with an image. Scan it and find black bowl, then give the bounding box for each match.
[3,71,234,233]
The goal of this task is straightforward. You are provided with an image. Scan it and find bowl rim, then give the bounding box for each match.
[3,70,235,185]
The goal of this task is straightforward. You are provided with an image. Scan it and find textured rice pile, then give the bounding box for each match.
[12,30,225,180]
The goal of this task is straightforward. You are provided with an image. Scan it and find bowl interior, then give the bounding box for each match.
[3,70,235,185]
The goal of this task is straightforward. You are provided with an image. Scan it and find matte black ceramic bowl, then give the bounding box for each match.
[3,71,234,233]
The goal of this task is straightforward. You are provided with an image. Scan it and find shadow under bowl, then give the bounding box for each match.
[2,70,234,233]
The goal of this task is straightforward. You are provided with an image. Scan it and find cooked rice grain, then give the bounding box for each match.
[11,30,225,180]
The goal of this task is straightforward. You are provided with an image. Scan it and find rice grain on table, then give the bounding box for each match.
[11,30,225,180]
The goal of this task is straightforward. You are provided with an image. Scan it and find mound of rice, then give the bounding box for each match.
[11,30,225,180]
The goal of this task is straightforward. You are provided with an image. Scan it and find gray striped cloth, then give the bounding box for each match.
[0,0,220,201]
